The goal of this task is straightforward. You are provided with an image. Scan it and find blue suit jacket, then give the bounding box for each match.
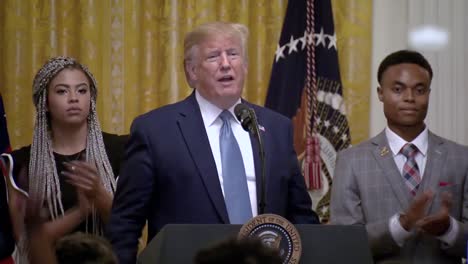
[107,93,319,263]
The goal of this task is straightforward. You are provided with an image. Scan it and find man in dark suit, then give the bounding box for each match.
[107,21,319,263]
[330,50,468,263]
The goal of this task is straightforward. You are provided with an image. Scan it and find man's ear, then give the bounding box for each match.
[377,86,383,102]
[184,60,198,88]
[184,59,197,81]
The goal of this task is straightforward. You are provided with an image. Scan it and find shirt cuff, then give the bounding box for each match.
[389,213,413,247]
[437,216,459,247]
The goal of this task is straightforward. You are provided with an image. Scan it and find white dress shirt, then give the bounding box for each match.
[195,91,258,217]
[386,127,458,247]
[386,127,428,178]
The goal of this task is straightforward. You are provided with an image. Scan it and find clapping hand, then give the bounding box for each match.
[77,190,92,217]
[399,190,433,231]
[63,161,105,201]
[416,192,452,236]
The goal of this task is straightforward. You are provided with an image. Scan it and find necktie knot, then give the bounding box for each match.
[219,110,233,123]
[400,143,419,159]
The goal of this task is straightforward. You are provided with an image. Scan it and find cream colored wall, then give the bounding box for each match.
[370,0,408,137]
[370,0,468,146]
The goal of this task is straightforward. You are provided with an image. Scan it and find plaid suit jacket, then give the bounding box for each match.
[330,130,468,264]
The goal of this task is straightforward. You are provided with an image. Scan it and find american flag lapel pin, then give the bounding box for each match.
[259,124,265,132]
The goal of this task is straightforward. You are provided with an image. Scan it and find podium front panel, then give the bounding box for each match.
[137,224,373,264]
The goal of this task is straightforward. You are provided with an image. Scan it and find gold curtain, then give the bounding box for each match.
[332,0,372,145]
[0,0,371,149]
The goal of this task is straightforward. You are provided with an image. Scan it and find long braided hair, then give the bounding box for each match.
[29,56,115,232]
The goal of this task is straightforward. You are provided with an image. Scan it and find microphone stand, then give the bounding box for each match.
[248,108,266,215]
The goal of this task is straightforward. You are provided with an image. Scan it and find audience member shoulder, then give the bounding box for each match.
[431,133,468,155]
[102,132,128,146]
[336,136,376,159]
[101,132,128,171]
[11,145,32,166]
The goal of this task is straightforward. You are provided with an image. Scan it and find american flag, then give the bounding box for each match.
[265,0,351,222]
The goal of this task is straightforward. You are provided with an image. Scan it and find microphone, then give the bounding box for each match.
[234,104,254,134]
[234,103,266,215]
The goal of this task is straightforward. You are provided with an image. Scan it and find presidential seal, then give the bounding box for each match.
[238,214,302,264]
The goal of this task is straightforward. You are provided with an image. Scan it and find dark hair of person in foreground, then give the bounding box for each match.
[194,237,282,264]
[55,232,117,264]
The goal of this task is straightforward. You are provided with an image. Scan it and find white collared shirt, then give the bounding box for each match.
[386,127,458,247]
[385,127,428,177]
[195,90,258,217]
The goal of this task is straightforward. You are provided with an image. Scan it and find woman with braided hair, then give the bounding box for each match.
[10,56,127,263]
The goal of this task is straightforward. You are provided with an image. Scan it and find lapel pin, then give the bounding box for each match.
[380,146,389,156]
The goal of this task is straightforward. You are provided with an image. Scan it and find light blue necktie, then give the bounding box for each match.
[219,110,253,224]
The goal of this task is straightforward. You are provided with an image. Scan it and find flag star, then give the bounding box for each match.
[315,27,326,47]
[316,117,322,124]
[341,134,348,141]
[324,120,330,128]
[275,44,286,62]
[287,35,299,54]
[333,126,339,133]
[299,31,308,50]
[321,206,328,214]
[327,32,337,49]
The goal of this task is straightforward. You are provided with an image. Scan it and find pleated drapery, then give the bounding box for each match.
[0,0,371,149]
